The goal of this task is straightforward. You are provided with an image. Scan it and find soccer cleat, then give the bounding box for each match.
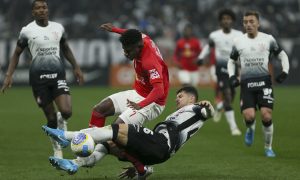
[42,125,70,148]
[231,128,242,136]
[245,128,254,146]
[213,110,222,122]
[49,156,78,175]
[265,148,276,158]
[137,166,153,180]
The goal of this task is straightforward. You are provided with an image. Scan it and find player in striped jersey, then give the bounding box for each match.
[43,86,214,178]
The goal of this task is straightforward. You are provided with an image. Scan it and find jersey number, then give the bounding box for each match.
[143,128,154,135]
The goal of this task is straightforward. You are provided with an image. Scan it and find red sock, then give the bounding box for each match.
[121,152,145,174]
[89,111,106,127]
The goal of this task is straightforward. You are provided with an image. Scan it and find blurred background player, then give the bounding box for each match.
[42,86,214,179]
[0,0,84,158]
[198,9,242,136]
[173,24,202,86]
[228,10,289,157]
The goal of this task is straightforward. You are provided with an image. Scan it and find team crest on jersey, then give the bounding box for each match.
[52,32,59,41]
[258,43,266,53]
[149,69,160,79]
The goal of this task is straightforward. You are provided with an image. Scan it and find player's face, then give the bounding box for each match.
[32,1,49,21]
[243,15,259,37]
[220,15,233,30]
[122,41,143,60]
[176,92,195,110]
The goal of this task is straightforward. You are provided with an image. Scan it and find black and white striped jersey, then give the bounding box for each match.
[154,104,206,155]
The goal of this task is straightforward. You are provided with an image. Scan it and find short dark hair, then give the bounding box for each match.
[119,29,142,46]
[218,9,236,22]
[244,10,260,21]
[32,0,47,9]
[177,86,198,102]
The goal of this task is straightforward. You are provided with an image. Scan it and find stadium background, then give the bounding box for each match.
[0,0,300,179]
[0,0,299,85]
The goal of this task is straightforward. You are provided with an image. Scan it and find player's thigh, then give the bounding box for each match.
[178,70,191,84]
[257,87,274,110]
[119,103,165,126]
[109,90,144,115]
[52,79,71,113]
[240,87,257,112]
[54,94,71,113]
[126,124,170,165]
[31,83,53,108]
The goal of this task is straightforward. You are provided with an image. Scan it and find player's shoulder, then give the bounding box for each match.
[209,29,222,38]
[20,21,35,34]
[257,32,275,40]
[231,29,243,35]
[49,21,64,29]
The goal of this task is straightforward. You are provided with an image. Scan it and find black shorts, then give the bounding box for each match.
[126,124,170,165]
[31,72,70,107]
[240,76,274,111]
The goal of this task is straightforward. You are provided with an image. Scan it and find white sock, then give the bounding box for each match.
[216,102,223,111]
[79,126,113,144]
[263,124,273,149]
[225,110,238,130]
[73,143,108,167]
[49,137,62,158]
[57,112,67,131]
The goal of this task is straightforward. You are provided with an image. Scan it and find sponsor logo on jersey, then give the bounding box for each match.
[247,81,265,88]
[40,73,57,79]
[149,69,160,79]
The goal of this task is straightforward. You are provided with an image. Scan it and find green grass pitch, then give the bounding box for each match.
[0,86,299,179]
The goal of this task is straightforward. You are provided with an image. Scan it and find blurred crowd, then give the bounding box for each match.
[0,0,300,39]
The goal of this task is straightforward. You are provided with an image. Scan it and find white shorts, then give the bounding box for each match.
[109,90,165,126]
[178,70,199,86]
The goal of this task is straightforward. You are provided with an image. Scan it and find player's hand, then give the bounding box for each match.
[118,166,137,179]
[73,67,84,85]
[196,100,215,119]
[1,75,13,93]
[229,75,240,87]
[127,99,142,110]
[275,72,288,83]
[99,23,114,32]
[196,58,204,66]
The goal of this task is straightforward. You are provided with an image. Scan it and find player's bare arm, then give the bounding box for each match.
[61,40,84,85]
[1,45,24,93]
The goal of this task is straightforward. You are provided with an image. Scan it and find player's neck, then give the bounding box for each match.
[247,32,258,39]
[222,28,231,34]
[35,19,48,27]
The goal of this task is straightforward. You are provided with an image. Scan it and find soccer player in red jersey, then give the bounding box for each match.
[173,24,202,86]
[90,23,169,128]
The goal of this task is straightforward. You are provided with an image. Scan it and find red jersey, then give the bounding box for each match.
[112,27,169,107]
[174,37,202,71]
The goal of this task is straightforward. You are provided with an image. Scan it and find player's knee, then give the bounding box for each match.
[93,98,114,116]
[60,109,72,119]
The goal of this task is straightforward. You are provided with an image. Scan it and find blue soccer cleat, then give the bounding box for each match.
[49,156,78,175]
[265,148,276,158]
[42,125,70,148]
[245,128,254,146]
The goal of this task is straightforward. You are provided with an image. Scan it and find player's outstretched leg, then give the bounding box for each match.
[42,125,70,148]
[245,128,254,146]
[49,156,78,175]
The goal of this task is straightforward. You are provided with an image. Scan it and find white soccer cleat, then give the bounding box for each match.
[231,128,242,136]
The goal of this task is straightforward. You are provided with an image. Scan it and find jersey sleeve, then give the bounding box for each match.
[17,28,28,49]
[111,27,127,34]
[144,55,164,84]
[269,35,282,56]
